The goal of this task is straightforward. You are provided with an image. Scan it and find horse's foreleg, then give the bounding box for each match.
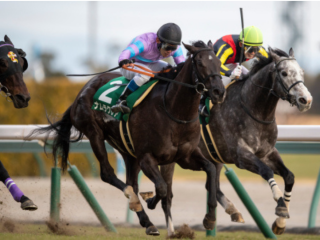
[177,148,217,231]
[87,131,141,212]
[139,153,167,210]
[215,163,244,223]
[160,163,176,236]
[236,149,289,221]
[268,150,294,235]
[124,156,159,236]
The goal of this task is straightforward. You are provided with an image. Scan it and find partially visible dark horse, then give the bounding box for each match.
[0,35,30,107]
[0,35,36,210]
[32,41,225,235]
[158,47,313,236]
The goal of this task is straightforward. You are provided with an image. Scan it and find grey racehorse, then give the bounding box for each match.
[150,47,313,236]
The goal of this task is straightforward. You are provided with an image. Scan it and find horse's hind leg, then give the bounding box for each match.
[124,156,159,236]
[86,131,142,212]
[268,150,295,235]
[215,163,244,223]
[160,163,176,236]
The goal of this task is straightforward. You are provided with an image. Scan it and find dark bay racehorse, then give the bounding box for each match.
[32,41,225,235]
[0,35,36,210]
[157,47,313,236]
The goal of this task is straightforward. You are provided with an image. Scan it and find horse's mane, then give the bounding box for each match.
[158,40,208,79]
[0,41,5,45]
[243,47,289,80]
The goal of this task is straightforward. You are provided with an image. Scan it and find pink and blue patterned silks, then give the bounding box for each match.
[118,32,185,65]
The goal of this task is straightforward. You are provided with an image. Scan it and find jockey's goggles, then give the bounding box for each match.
[161,42,178,51]
[244,45,261,54]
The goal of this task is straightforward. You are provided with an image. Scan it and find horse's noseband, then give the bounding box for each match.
[191,48,222,94]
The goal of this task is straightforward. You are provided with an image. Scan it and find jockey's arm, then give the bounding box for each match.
[172,46,186,65]
[118,39,148,64]
[216,44,233,77]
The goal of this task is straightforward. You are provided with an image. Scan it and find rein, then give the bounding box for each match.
[161,48,221,124]
[240,57,302,125]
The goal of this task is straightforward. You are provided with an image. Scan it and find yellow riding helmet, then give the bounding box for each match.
[239,26,263,46]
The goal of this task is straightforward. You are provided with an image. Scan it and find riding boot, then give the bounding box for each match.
[111,85,134,114]
[199,97,209,117]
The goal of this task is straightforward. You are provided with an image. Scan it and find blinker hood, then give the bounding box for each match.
[0,44,26,80]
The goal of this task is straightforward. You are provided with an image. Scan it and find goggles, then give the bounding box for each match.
[244,45,261,54]
[161,42,178,51]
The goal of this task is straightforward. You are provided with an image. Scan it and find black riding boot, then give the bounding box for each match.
[199,97,209,117]
[111,86,133,114]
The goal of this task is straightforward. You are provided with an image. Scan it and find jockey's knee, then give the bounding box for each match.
[133,75,150,86]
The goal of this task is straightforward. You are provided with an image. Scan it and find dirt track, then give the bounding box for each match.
[0,177,319,230]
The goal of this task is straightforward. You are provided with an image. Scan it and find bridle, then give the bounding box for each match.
[191,48,222,94]
[163,48,222,124]
[240,57,304,125]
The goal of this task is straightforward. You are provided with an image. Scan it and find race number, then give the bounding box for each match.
[98,80,123,104]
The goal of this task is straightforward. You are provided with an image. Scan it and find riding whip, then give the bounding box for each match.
[239,8,245,65]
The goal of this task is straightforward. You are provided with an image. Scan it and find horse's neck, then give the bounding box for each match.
[242,64,279,120]
[165,59,199,117]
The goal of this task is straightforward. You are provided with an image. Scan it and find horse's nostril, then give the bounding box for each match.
[16,94,29,102]
[298,97,307,105]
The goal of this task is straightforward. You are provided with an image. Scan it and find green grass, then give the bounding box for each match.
[167,154,320,183]
[0,224,319,240]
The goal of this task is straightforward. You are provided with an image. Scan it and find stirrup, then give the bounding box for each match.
[199,105,209,117]
[111,100,131,114]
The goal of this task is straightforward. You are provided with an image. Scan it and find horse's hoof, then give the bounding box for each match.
[203,215,216,230]
[272,221,286,235]
[146,225,160,236]
[139,191,154,201]
[21,200,38,211]
[275,198,290,218]
[124,186,142,212]
[231,212,245,223]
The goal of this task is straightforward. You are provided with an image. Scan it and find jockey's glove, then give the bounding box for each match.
[230,65,242,80]
[119,59,135,67]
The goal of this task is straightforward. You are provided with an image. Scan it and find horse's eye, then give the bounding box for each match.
[281,71,287,77]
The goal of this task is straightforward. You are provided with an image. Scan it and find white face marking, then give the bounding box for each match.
[280,58,313,112]
[208,55,213,60]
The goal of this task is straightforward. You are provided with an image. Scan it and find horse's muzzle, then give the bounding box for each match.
[12,94,30,108]
[209,87,226,104]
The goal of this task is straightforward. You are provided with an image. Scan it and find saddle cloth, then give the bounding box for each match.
[91,76,158,121]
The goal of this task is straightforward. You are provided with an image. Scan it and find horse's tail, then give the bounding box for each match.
[29,106,84,172]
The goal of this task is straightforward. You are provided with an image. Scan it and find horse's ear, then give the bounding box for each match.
[289,48,295,58]
[4,35,13,46]
[182,42,197,54]
[207,40,213,49]
[268,47,280,63]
